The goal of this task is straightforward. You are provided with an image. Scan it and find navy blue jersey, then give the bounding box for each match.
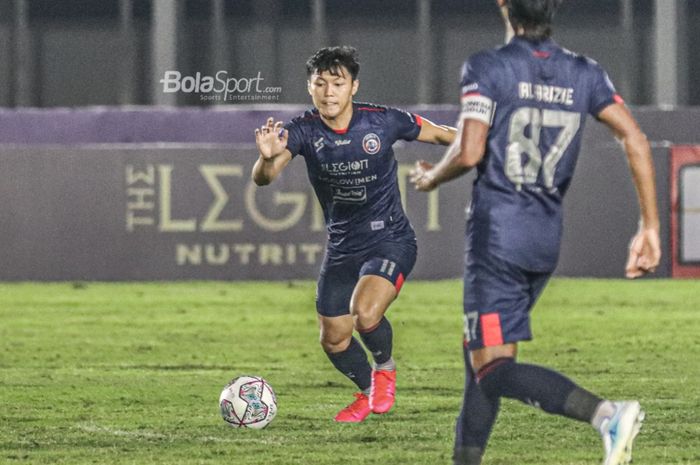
[460,37,621,272]
[284,102,422,252]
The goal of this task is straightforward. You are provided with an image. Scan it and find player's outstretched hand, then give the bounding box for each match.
[496,0,507,18]
[496,0,514,43]
[625,227,661,279]
[409,160,437,192]
[255,117,288,160]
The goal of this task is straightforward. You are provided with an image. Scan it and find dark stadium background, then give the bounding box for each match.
[0,0,698,107]
[1,3,699,465]
[0,0,698,280]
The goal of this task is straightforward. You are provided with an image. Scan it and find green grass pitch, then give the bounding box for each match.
[1,279,699,465]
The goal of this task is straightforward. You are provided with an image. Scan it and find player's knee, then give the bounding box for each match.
[319,331,351,353]
[470,345,517,373]
[351,310,381,332]
[350,302,382,330]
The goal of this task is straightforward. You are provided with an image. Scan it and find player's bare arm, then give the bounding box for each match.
[411,1,509,193]
[598,103,661,278]
[496,0,515,43]
[416,117,457,146]
[409,118,488,191]
[252,116,293,186]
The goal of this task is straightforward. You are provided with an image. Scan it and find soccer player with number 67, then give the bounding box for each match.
[410,1,660,464]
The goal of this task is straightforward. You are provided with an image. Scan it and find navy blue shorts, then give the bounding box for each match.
[462,251,551,350]
[316,238,417,317]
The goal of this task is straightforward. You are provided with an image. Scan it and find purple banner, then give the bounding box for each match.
[1,106,690,280]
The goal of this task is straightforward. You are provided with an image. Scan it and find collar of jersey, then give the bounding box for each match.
[512,36,558,52]
[314,102,360,135]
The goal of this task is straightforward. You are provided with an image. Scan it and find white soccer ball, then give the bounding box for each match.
[219,375,277,429]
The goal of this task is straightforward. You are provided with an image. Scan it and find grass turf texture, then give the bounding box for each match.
[1,279,699,465]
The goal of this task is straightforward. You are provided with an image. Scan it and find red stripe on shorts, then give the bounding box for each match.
[395,273,405,293]
[480,313,504,347]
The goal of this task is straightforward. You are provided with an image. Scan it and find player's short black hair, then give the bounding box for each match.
[506,0,563,40]
[305,46,360,81]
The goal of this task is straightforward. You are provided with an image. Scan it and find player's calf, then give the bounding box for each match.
[476,357,603,422]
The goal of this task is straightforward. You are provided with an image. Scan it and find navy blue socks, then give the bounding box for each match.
[358,317,394,367]
[477,357,602,422]
[453,346,499,465]
[325,337,372,391]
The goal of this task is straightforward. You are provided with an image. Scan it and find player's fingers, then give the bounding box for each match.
[628,249,656,278]
[625,269,642,279]
[639,252,659,274]
[266,117,275,129]
[649,246,662,267]
[273,121,284,133]
[408,171,423,183]
[626,254,644,277]
[280,129,289,143]
[625,251,641,278]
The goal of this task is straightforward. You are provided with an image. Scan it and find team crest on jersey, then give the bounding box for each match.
[362,133,381,155]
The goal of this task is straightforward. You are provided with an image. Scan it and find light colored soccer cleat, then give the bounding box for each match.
[369,369,396,414]
[334,392,371,423]
[600,401,645,465]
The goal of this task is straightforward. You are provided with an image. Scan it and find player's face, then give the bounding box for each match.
[307,67,359,119]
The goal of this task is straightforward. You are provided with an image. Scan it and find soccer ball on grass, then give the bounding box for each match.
[219,375,277,429]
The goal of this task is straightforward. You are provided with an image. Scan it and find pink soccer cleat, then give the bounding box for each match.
[370,369,396,414]
[334,392,372,423]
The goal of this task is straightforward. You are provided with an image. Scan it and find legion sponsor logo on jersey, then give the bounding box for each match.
[320,159,369,174]
[362,133,381,155]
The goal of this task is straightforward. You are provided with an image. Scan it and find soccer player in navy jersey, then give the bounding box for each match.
[252,46,457,422]
[410,1,660,464]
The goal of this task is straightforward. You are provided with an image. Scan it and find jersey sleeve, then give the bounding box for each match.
[385,107,423,141]
[283,120,304,158]
[459,53,499,126]
[588,63,623,117]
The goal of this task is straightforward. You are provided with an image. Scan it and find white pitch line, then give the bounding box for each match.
[76,423,240,444]
[77,424,169,440]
